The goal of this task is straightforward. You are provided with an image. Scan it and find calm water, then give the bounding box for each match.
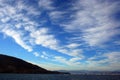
[0,74,120,80]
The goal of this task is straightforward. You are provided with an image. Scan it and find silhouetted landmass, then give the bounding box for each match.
[0,54,69,74]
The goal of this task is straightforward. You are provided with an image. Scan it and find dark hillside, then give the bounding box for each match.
[0,54,60,74]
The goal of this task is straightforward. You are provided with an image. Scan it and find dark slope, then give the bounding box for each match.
[0,54,60,74]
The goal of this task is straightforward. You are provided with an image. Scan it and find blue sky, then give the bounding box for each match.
[0,0,120,71]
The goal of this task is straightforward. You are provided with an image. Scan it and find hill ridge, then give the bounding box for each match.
[0,54,60,74]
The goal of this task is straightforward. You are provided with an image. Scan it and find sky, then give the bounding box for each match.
[0,0,120,71]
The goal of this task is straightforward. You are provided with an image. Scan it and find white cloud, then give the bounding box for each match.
[69,57,82,62]
[83,24,119,46]
[15,23,22,29]
[61,0,120,47]
[38,62,67,70]
[66,43,81,49]
[104,52,120,62]
[42,51,49,56]
[30,28,59,50]
[88,52,120,63]
[1,27,32,52]
[0,0,84,58]
[38,0,54,10]
[86,51,120,71]
[1,17,10,23]
[40,55,48,59]
[0,0,86,60]
[38,0,66,24]
[54,56,81,66]
[29,27,84,57]
[58,48,83,57]
[114,41,120,45]
[40,51,50,59]
[16,0,40,16]
[0,0,37,52]
[38,0,84,58]
[33,52,39,57]
[69,49,83,57]
[48,11,64,22]
[50,51,120,71]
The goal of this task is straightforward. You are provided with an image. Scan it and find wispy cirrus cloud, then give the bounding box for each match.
[1,27,33,52]
[33,52,40,57]
[16,0,40,16]
[86,51,120,71]
[0,0,84,59]
[29,27,83,57]
[32,51,120,71]
[38,0,54,10]
[30,28,59,50]
[0,0,38,52]
[61,0,120,47]
[54,56,81,66]
[39,0,120,48]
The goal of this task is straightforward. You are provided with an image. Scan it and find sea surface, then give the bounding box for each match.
[0,74,120,80]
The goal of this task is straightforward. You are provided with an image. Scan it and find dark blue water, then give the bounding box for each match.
[0,74,120,80]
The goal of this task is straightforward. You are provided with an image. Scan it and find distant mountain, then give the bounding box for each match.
[64,70,120,75]
[0,54,61,74]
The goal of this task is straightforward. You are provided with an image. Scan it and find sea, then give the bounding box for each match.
[0,74,120,80]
